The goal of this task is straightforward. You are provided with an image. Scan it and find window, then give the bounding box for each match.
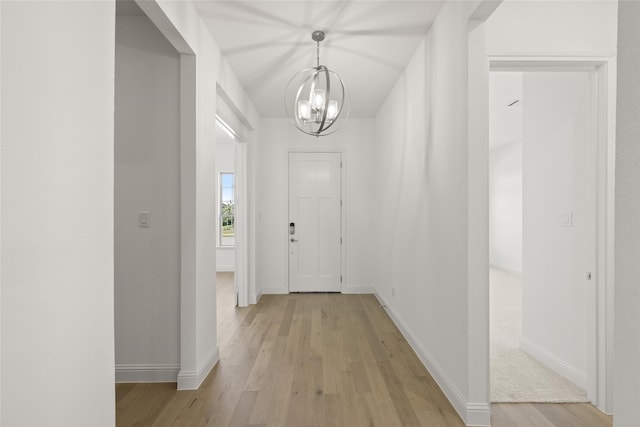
[219,172,235,246]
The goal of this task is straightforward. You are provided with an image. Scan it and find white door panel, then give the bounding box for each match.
[289,153,341,292]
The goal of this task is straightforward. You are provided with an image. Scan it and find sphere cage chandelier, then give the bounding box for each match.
[285,30,350,137]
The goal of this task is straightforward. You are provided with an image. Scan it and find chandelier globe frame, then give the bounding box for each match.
[284,31,350,137]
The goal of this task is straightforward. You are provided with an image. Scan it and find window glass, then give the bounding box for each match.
[220,173,234,246]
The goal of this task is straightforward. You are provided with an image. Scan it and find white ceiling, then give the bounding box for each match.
[193,1,445,118]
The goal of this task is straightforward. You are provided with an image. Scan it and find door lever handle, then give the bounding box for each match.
[290,238,299,242]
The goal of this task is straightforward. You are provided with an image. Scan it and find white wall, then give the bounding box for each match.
[489,71,523,274]
[372,2,492,424]
[1,1,115,425]
[490,141,522,274]
[614,2,640,425]
[216,129,236,272]
[521,72,593,388]
[255,119,375,295]
[114,14,181,382]
[486,0,617,57]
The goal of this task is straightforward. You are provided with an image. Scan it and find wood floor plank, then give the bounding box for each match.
[378,359,422,426]
[350,360,372,393]
[361,358,404,426]
[277,298,296,337]
[564,402,613,425]
[116,382,176,426]
[115,383,135,405]
[243,323,279,391]
[117,280,612,427]
[228,391,258,427]
[323,393,343,427]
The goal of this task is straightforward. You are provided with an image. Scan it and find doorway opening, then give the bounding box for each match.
[488,61,612,411]
[215,118,238,308]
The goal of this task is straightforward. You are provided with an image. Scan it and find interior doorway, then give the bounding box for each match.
[215,113,250,309]
[489,67,603,404]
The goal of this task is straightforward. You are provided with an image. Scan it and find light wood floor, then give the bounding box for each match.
[116,274,612,427]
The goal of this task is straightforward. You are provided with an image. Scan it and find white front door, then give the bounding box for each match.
[288,152,342,292]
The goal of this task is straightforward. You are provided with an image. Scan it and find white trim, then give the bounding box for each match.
[375,292,491,426]
[216,115,242,142]
[251,290,263,304]
[488,56,615,412]
[489,55,613,70]
[342,284,374,294]
[261,286,288,295]
[489,263,521,276]
[178,52,198,393]
[466,403,492,427]
[216,265,235,273]
[115,364,179,383]
[177,347,219,390]
[520,338,588,390]
[234,140,249,307]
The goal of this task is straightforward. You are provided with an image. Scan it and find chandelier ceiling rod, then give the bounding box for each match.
[313,30,324,68]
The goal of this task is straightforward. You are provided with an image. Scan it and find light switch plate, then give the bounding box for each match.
[138,211,150,228]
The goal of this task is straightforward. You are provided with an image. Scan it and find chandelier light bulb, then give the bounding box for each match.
[327,100,338,121]
[298,100,311,121]
[312,88,326,110]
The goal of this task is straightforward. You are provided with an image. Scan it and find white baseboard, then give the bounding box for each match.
[250,289,263,304]
[342,284,374,294]
[520,337,587,390]
[177,347,220,390]
[374,291,491,427]
[115,364,180,383]
[261,286,288,294]
[489,263,521,276]
[466,403,492,426]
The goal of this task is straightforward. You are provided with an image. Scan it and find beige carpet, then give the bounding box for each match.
[490,268,588,403]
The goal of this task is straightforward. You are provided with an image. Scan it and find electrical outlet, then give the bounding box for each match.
[392,288,395,297]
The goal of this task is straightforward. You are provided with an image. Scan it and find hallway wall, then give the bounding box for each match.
[486,0,617,57]
[114,14,181,382]
[372,2,490,424]
[1,1,116,424]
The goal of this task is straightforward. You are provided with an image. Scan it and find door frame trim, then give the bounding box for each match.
[488,56,615,412]
[287,149,346,293]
